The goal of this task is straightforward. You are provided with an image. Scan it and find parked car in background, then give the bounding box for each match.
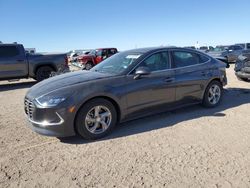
[77,48,118,70]
[207,45,244,63]
[235,43,250,50]
[199,46,214,53]
[24,47,227,140]
[184,46,196,49]
[67,50,91,63]
[0,43,69,81]
[235,50,250,82]
[225,45,244,63]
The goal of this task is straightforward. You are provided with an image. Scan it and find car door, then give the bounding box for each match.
[0,45,28,79]
[125,51,176,119]
[171,50,210,105]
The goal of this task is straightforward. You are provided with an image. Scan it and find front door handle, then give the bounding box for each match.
[17,59,25,62]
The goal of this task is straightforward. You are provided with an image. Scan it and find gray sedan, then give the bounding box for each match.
[24,47,227,140]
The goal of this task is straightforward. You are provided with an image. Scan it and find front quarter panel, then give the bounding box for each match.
[72,76,128,121]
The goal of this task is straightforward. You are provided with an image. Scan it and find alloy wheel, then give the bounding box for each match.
[208,84,221,105]
[85,105,112,134]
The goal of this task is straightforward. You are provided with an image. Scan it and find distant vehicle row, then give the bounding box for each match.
[186,43,250,64]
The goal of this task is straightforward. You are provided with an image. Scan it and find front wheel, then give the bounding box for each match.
[75,99,117,140]
[202,80,223,108]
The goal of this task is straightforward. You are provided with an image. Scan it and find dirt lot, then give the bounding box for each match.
[0,66,250,187]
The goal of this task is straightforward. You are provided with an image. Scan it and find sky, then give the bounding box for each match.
[0,0,249,52]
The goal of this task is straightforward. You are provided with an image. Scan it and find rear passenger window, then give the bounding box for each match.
[0,46,19,58]
[172,51,200,68]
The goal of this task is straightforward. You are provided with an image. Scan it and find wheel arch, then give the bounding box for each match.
[202,78,223,99]
[34,63,56,76]
[73,95,122,133]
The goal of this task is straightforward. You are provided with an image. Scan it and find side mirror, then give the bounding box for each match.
[134,66,151,79]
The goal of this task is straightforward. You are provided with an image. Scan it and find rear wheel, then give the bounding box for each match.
[202,80,223,108]
[75,98,117,140]
[36,66,54,82]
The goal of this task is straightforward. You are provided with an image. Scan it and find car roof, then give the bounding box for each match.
[0,43,21,46]
[96,48,117,50]
[123,46,196,54]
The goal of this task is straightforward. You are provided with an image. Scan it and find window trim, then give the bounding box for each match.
[127,49,211,75]
[128,50,172,75]
[170,49,211,70]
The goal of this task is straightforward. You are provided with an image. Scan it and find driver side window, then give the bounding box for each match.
[140,52,170,72]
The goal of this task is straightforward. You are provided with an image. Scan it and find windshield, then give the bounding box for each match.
[91,52,142,75]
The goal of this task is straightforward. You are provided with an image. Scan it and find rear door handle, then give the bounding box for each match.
[164,77,175,82]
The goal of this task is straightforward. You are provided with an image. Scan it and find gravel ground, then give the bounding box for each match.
[0,66,250,187]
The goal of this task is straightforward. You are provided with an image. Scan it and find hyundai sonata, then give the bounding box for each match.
[24,47,227,140]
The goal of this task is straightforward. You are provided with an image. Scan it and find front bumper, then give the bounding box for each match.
[24,98,76,137]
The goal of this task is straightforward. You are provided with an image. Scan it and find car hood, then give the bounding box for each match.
[26,71,112,100]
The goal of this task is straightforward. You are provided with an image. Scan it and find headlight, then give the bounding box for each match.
[35,91,73,107]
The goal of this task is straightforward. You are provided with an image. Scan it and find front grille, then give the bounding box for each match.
[24,99,35,119]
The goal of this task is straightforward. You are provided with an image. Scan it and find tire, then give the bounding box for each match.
[85,62,94,70]
[75,98,117,140]
[202,80,223,108]
[36,66,54,82]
